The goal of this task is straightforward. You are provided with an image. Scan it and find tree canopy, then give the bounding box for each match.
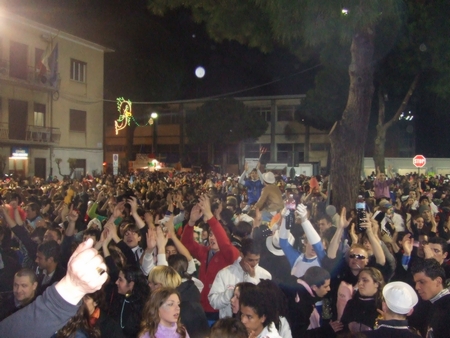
[148,0,450,208]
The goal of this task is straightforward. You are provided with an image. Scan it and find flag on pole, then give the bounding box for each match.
[40,43,58,87]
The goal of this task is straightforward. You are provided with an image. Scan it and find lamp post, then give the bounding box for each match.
[150,112,158,157]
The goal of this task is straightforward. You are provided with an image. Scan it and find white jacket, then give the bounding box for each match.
[208,257,271,318]
[257,324,282,338]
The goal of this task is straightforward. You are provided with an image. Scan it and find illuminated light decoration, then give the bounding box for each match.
[115,97,133,135]
[114,97,152,134]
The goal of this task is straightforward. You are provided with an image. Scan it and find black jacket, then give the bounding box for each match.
[97,310,125,338]
[111,293,143,338]
[364,320,421,338]
[280,280,336,338]
[37,263,66,295]
[177,280,210,338]
[427,293,450,338]
[340,293,379,332]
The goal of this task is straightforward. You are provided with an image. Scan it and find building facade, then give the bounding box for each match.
[0,11,111,179]
[104,95,331,174]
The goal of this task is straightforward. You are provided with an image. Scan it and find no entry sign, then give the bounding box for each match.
[413,155,426,168]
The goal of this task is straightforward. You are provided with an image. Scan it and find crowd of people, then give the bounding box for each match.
[0,159,450,338]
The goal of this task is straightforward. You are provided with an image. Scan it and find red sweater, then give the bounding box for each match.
[181,217,239,313]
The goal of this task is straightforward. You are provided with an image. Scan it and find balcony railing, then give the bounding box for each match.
[0,123,60,144]
[0,59,60,90]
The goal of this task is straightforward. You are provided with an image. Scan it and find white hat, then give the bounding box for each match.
[263,172,276,184]
[266,230,295,256]
[87,218,102,231]
[382,282,418,314]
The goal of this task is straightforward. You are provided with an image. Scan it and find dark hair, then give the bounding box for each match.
[15,268,38,284]
[83,228,101,241]
[210,318,247,338]
[234,221,252,238]
[419,195,430,204]
[166,238,176,248]
[239,288,277,329]
[46,227,63,241]
[411,258,446,283]
[11,192,22,204]
[240,238,261,257]
[168,253,191,280]
[30,227,46,242]
[37,240,61,262]
[120,265,150,300]
[56,301,100,338]
[317,213,332,224]
[428,236,448,254]
[302,266,330,287]
[26,202,41,215]
[257,280,288,330]
[86,289,106,310]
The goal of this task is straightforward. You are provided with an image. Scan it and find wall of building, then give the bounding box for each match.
[0,11,109,179]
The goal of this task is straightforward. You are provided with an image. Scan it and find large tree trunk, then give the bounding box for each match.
[373,125,387,173]
[329,31,375,210]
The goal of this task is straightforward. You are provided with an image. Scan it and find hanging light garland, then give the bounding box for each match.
[114,97,151,135]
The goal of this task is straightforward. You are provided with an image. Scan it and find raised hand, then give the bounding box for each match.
[339,207,351,229]
[155,226,168,251]
[112,201,125,219]
[127,196,138,214]
[146,227,157,252]
[55,238,108,305]
[198,195,213,220]
[401,233,414,256]
[295,203,308,222]
[67,205,79,223]
[189,203,203,225]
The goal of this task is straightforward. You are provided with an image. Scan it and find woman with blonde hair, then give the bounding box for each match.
[341,267,385,333]
[148,266,181,291]
[139,287,189,338]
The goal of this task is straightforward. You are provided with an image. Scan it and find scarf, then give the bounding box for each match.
[89,307,101,327]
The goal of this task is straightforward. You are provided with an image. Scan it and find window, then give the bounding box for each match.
[248,106,271,122]
[70,59,86,82]
[277,143,294,163]
[277,106,295,122]
[245,143,270,159]
[72,159,86,180]
[310,143,330,151]
[9,41,28,80]
[70,109,86,132]
[34,103,46,127]
[35,48,44,71]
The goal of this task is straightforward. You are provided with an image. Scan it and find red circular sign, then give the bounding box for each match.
[413,155,426,168]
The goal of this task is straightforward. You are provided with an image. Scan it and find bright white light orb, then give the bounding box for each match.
[195,66,205,78]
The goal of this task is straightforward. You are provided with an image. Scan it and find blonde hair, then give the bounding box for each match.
[148,266,181,288]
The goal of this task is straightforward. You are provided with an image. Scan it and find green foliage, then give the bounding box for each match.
[149,0,403,50]
[187,98,268,146]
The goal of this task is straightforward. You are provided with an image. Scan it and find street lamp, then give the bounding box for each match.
[150,112,158,156]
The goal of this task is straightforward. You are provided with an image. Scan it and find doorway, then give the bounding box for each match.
[34,158,46,178]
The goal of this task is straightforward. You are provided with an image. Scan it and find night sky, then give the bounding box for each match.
[4,0,448,157]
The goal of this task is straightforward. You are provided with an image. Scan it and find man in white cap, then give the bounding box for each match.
[364,281,420,338]
[254,171,283,222]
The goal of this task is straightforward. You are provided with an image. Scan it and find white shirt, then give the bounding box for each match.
[208,257,272,318]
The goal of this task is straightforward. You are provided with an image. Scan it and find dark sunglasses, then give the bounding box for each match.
[349,254,366,260]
